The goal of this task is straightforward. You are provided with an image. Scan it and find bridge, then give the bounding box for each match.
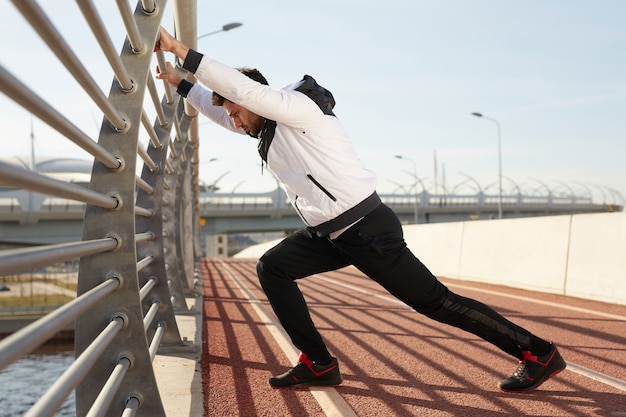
[1,2,625,417]
[1,177,621,246]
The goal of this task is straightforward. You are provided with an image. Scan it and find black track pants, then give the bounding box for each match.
[257,203,539,361]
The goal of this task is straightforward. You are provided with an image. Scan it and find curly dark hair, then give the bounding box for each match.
[211,67,268,106]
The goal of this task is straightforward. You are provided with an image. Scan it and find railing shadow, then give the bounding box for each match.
[202,258,626,416]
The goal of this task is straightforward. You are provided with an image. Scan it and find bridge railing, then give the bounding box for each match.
[195,190,604,214]
[0,1,201,416]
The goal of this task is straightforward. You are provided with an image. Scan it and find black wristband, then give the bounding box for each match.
[182,49,203,74]
[177,79,194,98]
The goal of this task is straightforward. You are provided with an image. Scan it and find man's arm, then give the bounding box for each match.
[155,26,320,126]
[186,83,244,134]
[154,29,244,135]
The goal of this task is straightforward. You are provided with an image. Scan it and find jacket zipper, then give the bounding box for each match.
[293,196,310,225]
[307,174,337,202]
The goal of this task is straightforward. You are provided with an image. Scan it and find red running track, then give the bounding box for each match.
[200,258,626,417]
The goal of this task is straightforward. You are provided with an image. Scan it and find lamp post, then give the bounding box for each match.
[197,22,243,40]
[471,112,503,219]
[394,155,419,224]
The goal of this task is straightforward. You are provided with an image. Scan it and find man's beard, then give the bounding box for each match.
[247,117,266,138]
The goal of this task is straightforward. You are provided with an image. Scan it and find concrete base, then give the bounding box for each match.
[153,296,204,417]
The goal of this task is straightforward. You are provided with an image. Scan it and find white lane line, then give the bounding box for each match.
[317,274,626,321]
[219,261,358,417]
[445,282,626,321]
[314,274,626,393]
[566,363,626,392]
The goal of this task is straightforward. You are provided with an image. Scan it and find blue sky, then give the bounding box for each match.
[1,1,624,205]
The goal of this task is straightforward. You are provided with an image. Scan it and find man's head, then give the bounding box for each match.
[213,67,268,137]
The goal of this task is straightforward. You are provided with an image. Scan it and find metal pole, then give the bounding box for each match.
[495,119,503,219]
[471,112,503,219]
[395,155,419,224]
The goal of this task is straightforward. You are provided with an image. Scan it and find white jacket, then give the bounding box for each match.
[181,51,380,236]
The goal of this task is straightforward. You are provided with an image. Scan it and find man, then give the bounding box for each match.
[155,26,566,392]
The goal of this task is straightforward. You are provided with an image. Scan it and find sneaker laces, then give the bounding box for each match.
[512,361,528,379]
[512,350,533,379]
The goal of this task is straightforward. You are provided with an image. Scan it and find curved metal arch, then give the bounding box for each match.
[573,181,594,200]
[552,180,576,198]
[606,187,626,207]
[501,175,523,195]
[453,172,483,194]
[529,177,553,196]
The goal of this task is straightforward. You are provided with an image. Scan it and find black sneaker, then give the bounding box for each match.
[499,342,566,392]
[269,353,342,388]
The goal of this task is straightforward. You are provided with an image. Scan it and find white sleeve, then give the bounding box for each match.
[186,83,246,135]
[193,56,321,126]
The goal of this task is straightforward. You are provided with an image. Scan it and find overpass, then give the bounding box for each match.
[0,184,620,246]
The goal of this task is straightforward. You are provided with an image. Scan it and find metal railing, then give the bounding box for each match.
[0,1,201,416]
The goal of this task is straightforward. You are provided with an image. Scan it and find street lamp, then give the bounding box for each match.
[197,22,243,40]
[471,112,503,219]
[202,157,218,164]
[394,155,419,224]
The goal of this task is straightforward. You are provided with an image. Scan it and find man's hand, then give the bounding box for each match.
[154,26,189,61]
[155,62,183,87]
[154,26,174,52]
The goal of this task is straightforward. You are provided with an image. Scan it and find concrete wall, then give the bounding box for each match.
[406,212,626,305]
[236,212,626,306]
[565,213,626,304]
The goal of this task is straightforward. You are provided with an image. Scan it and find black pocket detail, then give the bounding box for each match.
[307,174,337,201]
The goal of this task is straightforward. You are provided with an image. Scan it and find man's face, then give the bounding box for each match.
[223,101,265,137]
